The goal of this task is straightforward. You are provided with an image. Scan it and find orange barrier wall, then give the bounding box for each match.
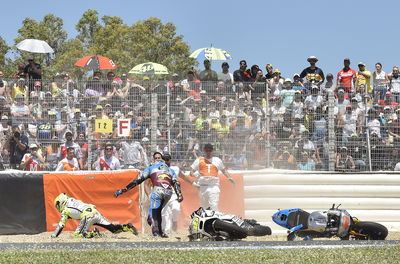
[178,173,244,229]
[43,170,140,232]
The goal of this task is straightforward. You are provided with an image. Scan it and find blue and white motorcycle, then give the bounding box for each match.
[272,204,388,241]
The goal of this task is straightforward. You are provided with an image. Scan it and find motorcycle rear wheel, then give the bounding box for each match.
[351,221,388,240]
[213,219,248,240]
[247,225,272,236]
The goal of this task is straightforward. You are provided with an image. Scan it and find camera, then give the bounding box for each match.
[0,80,3,88]
[14,132,21,138]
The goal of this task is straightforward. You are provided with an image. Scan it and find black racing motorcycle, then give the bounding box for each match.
[188,207,272,241]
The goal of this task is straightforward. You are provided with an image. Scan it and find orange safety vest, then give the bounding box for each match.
[198,157,219,177]
[62,161,78,171]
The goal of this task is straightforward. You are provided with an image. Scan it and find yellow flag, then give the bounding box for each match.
[95,119,113,133]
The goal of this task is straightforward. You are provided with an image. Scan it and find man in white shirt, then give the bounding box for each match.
[56,147,80,171]
[217,62,234,85]
[96,142,121,171]
[119,138,148,169]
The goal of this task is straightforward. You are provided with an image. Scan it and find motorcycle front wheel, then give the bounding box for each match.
[213,219,248,240]
[351,221,388,240]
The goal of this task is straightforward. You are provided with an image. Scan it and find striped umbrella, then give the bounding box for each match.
[129,62,169,75]
[190,47,232,61]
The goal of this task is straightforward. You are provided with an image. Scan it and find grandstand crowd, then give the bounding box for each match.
[1,56,400,172]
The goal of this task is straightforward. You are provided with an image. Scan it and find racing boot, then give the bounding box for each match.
[85,228,101,238]
[123,223,138,235]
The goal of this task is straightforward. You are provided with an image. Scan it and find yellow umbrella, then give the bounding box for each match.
[129,62,169,75]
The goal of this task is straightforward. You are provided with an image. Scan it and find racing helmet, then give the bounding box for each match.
[54,193,69,212]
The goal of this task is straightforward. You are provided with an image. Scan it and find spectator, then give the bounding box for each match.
[356,62,371,95]
[20,143,45,171]
[12,78,28,100]
[321,73,336,95]
[218,62,233,85]
[292,73,306,92]
[57,130,83,169]
[265,64,274,80]
[268,69,284,96]
[389,66,400,103]
[341,105,357,142]
[304,86,325,110]
[199,59,218,83]
[233,60,251,84]
[294,130,315,157]
[335,146,355,172]
[0,71,9,99]
[297,151,315,171]
[250,69,267,101]
[292,91,304,119]
[337,58,357,94]
[36,110,56,140]
[95,142,121,171]
[10,94,30,124]
[367,109,381,138]
[334,89,350,116]
[300,56,325,88]
[373,62,389,101]
[56,147,80,171]
[275,149,296,170]
[119,136,148,169]
[181,70,196,91]
[24,55,42,83]
[3,125,28,169]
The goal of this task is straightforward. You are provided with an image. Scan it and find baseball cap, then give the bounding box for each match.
[143,76,150,80]
[358,62,366,66]
[351,97,359,102]
[338,88,345,93]
[203,143,214,150]
[222,62,229,67]
[307,56,318,62]
[65,130,73,137]
[34,81,41,87]
[284,78,292,83]
[95,105,103,110]
[274,69,281,74]
[29,143,38,149]
[293,73,300,78]
[74,108,81,113]
[384,106,391,110]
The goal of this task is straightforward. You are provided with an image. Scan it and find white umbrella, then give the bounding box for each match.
[16,39,54,54]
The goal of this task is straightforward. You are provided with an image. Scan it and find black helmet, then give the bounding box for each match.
[162,152,172,161]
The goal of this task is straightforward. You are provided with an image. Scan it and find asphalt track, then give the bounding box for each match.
[1,240,399,251]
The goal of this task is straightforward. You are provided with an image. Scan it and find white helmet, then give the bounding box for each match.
[54,193,69,212]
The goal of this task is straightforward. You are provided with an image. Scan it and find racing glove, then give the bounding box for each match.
[228,177,236,184]
[114,188,127,198]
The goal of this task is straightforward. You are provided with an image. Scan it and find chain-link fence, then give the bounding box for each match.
[0,76,398,171]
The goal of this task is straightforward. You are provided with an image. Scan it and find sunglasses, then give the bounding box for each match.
[105,148,113,151]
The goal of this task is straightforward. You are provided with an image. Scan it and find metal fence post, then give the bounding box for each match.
[328,90,336,171]
[265,82,271,168]
[151,93,158,153]
[365,96,372,171]
[166,84,171,152]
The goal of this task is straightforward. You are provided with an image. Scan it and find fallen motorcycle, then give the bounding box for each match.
[272,204,388,241]
[188,207,272,241]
